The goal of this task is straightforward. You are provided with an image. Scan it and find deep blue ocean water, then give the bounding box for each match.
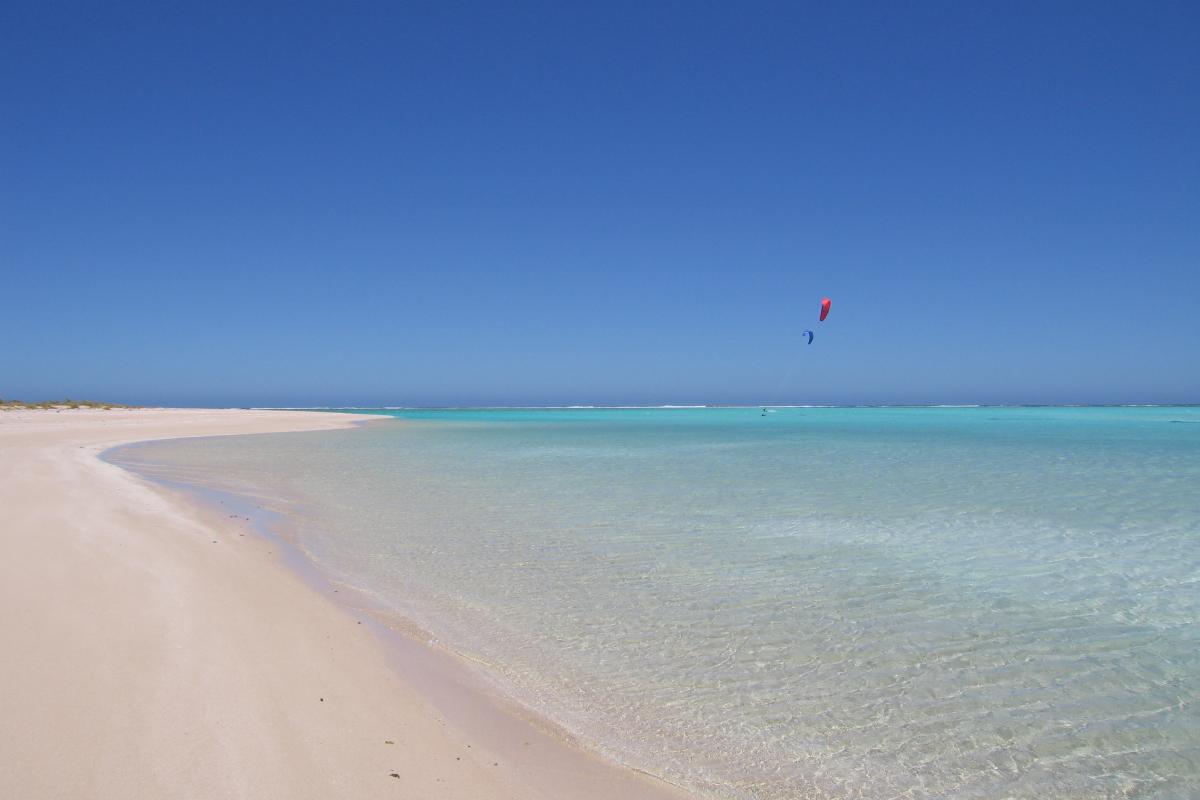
[113,407,1200,798]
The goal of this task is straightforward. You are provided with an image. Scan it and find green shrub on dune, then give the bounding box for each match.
[0,398,135,411]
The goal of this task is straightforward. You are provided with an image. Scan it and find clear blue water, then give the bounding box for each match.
[114,407,1200,798]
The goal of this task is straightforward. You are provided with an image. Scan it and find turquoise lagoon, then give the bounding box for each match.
[111,407,1200,799]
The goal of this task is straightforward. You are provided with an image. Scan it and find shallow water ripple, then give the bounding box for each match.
[114,408,1200,799]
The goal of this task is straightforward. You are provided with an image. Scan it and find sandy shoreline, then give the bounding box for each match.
[0,408,687,799]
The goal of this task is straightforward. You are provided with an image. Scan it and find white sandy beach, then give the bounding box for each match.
[0,408,685,800]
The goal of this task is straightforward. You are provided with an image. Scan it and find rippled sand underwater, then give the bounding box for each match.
[115,407,1200,799]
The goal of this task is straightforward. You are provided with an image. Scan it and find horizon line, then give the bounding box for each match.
[256,403,1200,411]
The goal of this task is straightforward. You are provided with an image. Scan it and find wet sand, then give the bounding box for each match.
[0,408,687,800]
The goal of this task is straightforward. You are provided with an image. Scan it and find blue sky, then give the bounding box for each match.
[3,1,1197,406]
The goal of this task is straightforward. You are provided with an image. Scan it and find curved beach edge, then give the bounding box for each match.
[0,408,691,800]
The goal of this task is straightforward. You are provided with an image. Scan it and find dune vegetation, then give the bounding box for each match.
[0,398,136,411]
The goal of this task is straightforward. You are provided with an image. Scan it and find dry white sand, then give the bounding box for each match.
[0,408,687,800]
